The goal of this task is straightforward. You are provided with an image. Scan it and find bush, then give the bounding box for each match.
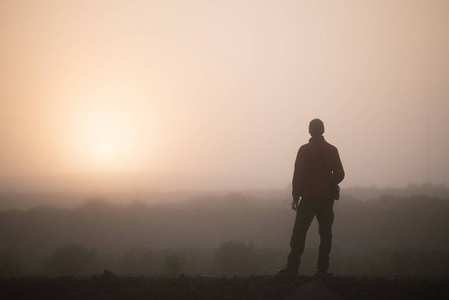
[0,251,21,278]
[43,244,98,276]
[116,247,156,275]
[215,240,255,275]
[164,254,185,277]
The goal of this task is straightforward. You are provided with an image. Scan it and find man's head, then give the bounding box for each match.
[309,119,324,136]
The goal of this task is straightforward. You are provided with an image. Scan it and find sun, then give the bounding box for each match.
[67,96,147,171]
[94,143,116,161]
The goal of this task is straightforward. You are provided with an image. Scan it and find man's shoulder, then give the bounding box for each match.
[299,143,312,152]
[313,139,340,154]
[323,140,339,151]
[299,137,340,152]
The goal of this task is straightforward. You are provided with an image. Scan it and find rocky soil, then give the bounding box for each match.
[0,271,448,300]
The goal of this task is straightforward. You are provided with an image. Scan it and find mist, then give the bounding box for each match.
[0,186,448,278]
[1,0,449,282]
[1,0,449,192]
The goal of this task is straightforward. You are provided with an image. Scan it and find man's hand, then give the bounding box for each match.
[291,198,300,211]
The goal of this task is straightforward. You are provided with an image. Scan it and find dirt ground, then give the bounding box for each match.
[1,271,448,300]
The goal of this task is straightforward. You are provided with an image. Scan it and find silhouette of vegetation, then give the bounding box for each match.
[214,240,255,275]
[43,244,99,276]
[164,254,185,277]
[116,247,156,275]
[0,251,21,278]
[0,186,448,277]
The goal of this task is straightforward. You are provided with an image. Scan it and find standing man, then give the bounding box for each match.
[279,119,345,277]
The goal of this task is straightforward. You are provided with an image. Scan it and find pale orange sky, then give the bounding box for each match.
[1,0,448,191]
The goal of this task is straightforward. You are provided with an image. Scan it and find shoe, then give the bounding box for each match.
[277,266,298,277]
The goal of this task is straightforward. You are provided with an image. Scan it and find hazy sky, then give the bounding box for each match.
[1,0,448,191]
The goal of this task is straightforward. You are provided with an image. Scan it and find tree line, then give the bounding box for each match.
[0,191,448,277]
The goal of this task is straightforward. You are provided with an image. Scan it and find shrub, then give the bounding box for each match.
[164,254,185,277]
[0,251,21,278]
[44,244,98,276]
[214,240,255,275]
[117,247,156,275]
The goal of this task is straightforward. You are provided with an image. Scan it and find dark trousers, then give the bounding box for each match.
[287,197,334,272]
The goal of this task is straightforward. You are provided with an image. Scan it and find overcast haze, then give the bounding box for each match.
[1,0,448,191]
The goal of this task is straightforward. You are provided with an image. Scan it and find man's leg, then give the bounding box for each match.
[316,199,334,273]
[286,198,315,271]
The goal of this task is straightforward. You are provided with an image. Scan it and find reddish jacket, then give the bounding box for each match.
[292,135,345,200]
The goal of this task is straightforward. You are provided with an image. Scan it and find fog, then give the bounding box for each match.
[1,0,449,279]
[0,187,448,277]
[1,0,449,193]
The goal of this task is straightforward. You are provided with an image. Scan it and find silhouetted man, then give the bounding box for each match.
[279,119,345,277]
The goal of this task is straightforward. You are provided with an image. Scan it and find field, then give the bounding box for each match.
[1,272,448,300]
[1,185,449,298]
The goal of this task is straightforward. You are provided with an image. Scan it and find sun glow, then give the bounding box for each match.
[94,143,115,161]
[63,91,148,172]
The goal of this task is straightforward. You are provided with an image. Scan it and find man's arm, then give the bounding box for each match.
[332,149,345,184]
[292,147,306,202]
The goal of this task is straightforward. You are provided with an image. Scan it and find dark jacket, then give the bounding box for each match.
[292,135,345,200]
